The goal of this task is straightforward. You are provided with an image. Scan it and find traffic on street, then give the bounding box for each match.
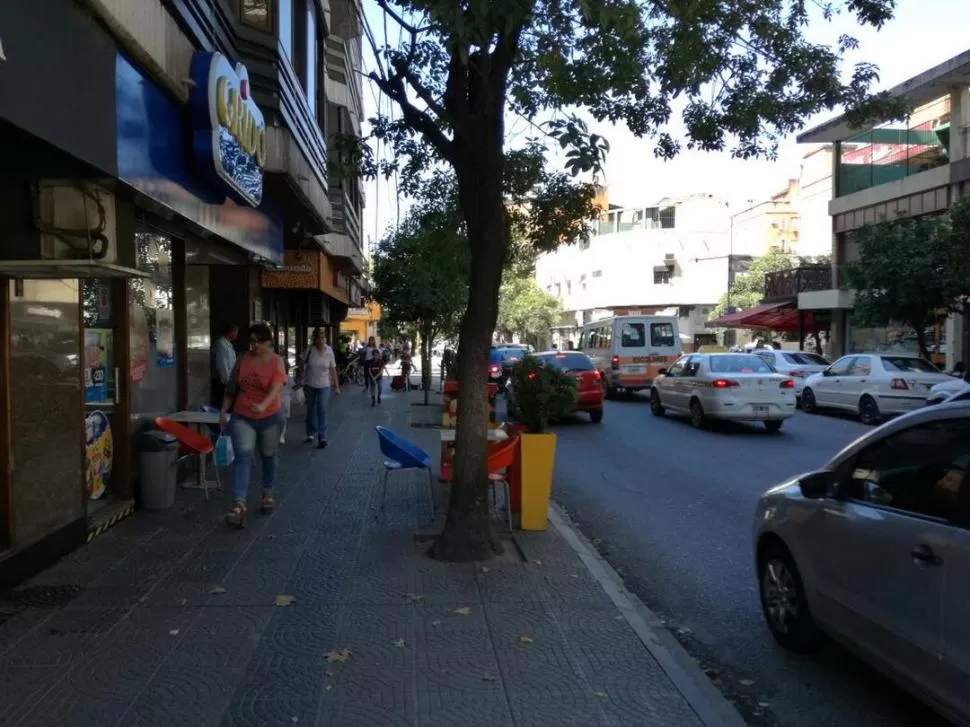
[546,391,960,727]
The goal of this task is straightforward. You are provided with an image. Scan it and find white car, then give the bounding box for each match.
[801,353,953,425]
[927,375,970,405]
[650,353,797,432]
[753,401,970,724]
[752,349,830,399]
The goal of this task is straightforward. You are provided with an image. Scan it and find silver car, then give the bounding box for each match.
[753,402,970,724]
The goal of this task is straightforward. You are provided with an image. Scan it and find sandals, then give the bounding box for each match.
[226,500,248,529]
[261,491,276,514]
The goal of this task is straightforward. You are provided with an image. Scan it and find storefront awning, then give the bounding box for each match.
[0,260,149,279]
[707,301,827,333]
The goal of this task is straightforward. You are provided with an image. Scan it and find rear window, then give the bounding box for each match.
[539,352,595,371]
[783,352,829,366]
[708,355,774,374]
[620,323,645,348]
[651,322,676,347]
[497,348,525,362]
[881,356,940,374]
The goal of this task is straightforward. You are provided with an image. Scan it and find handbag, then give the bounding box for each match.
[214,434,234,467]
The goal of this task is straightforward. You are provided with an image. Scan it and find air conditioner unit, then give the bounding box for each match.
[663,253,676,264]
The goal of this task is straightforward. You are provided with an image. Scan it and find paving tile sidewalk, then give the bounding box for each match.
[0,385,738,727]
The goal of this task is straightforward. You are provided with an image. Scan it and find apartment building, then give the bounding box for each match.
[535,193,733,347]
[0,0,365,585]
[797,50,970,368]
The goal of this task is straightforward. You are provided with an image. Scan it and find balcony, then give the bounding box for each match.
[763,266,831,302]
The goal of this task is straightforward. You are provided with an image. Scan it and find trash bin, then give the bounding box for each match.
[139,430,179,510]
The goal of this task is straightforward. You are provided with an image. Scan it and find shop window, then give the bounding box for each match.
[130,230,177,416]
[186,266,211,408]
[240,0,272,30]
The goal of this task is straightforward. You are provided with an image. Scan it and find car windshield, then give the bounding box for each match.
[708,355,774,374]
[539,353,594,372]
[497,348,524,362]
[880,356,940,374]
[783,352,828,366]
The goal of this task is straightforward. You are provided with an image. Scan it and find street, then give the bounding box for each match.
[548,394,953,727]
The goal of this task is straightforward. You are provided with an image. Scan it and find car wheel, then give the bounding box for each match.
[758,541,823,653]
[689,398,707,429]
[858,394,881,426]
[589,408,603,423]
[650,389,665,416]
[801,387,817,413]
[764,420,783,433]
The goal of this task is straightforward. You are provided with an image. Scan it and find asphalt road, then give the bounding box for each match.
[549,394,953,727]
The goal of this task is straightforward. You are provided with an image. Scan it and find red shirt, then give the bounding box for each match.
[233,353,286,419]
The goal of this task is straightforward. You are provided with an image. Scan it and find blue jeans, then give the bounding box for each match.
[305,385,331,441]
[229,412,283,501]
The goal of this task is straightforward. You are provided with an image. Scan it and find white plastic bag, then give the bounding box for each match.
[294,385,306,408]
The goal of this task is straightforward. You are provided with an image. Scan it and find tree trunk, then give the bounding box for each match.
[421,322,433,405]
[914,325,930,360]
[430,156,508,563]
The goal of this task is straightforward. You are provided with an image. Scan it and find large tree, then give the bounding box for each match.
[496,275,562,348]
[845,198,970,358]
[709,250,796,319]
[352,0,898,561]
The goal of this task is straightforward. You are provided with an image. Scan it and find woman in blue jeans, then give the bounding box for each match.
[301,328,341,448]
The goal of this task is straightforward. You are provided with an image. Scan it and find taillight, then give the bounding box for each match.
[780,379,795,389]
[489,364,500,375]
[527,371,537,381]
[593,370,602,382]
[890,378,909,390]
[712,379,739,389]
[611,355,619,370]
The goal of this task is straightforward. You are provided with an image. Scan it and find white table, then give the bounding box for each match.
[167,410,222,493]
[439,428,509,443]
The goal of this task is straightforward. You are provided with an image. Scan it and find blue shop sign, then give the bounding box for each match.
[187,52,265,207]
[116,53,282,265]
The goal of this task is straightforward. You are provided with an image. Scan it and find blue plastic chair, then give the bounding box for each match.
[376,426,435,521]
[199,404,222,439]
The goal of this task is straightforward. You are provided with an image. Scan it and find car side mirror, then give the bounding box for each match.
[657,368,668,376]
[799,470,835,499]
[821,368,832,377]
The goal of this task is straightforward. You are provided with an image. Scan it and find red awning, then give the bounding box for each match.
[707,302,826,332]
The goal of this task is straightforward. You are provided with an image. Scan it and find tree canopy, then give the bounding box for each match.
[352,0,900,562]
[845,198,970,357]
[496,275,562,348]
[709,250,795,319]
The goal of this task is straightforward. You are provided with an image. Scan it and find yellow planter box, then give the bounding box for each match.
[519,432,556,531]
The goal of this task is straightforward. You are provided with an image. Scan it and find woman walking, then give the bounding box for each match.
[219,323,286,528]
[363,336,386,406]
[302,328,341,448]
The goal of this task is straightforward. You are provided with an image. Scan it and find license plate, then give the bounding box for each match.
[623,365,645,374]
[753,405,769,416]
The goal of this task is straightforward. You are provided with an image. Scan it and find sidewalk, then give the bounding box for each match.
[0,385,741,727]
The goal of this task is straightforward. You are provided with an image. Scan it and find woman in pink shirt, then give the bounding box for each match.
[219,323,286,528]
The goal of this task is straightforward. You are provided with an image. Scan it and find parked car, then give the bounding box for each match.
[752,349,829,401]
[927,373,970,405]
[507,351,604,423]
[753,401,970,724]
[650,353,796,432]
[801,354,954,425]
[489,346,530,392]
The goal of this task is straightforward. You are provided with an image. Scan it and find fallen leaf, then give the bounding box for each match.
[518,635,534,644]
[393,638,405,647]
[452,606,472,616]
[325,684,332,691]
[275,594,297,607]
[482,674,498,682]
[209,586,227,595]
[404,593,424,603]
[757,702,771,708]
[739,679,755,686]
[179,599,188,606]
[592,538,602,546]
[325,670,333,677]
[480,566,491,573]
[594,691,608,698]
[614,615,624,621]
[169,629,179,636]
[290,717,299,723]
[431,620,441,626]
[325,649,352,663]
[533,559,543,566]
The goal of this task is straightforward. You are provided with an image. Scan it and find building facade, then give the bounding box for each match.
[535,193,733,347]
[0,0,364,586]
[798,51,970,369]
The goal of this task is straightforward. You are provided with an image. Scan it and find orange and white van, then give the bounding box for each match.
[579,315,681,397]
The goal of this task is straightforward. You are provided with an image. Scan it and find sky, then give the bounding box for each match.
[360,0,970,247]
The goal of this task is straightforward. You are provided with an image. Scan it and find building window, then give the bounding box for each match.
[678,306,691,318]
[240,0,271,30]
[591,270,602,278]
[279,0,293,59]
[305,1,317,117]
[654,268,671,285]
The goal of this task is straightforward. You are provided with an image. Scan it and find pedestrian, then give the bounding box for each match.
[363,336,386,405]
[400,344,413,391]
[219,322,286,529]
[212,323,238,405]
[301,328,341,448]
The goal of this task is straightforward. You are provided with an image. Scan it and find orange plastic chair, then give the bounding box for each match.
[487,436,519,531]
[154,417,216,500]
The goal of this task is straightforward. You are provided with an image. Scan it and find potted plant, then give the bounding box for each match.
[508,355,577,530]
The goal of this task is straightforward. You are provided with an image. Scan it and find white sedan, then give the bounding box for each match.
[650,353,797,432]
[927,375,970,405]
[752,349,830,399]
[801,353,954,425]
